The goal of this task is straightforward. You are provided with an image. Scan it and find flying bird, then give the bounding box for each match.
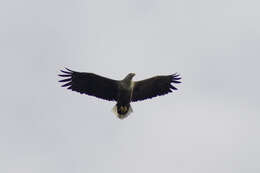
[58,68,181,119]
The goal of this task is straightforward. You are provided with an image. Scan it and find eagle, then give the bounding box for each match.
[59,68,181,119]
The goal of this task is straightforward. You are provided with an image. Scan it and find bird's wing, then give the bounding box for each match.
[131,74,181,102]
[58,68,119,101]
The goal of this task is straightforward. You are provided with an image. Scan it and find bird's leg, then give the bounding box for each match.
[124,106,127,112]
[119,106,128,113]
[119,106,124,112]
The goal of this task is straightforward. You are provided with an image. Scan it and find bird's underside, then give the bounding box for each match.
[59,68,181,119]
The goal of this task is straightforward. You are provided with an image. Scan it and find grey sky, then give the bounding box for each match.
[1,0,260,172]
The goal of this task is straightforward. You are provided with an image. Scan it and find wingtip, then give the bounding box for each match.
[59,67,74,74]
[58,67,73,86]
[61,82,72,87]
[59,78,71,83]
[58,74,71,77]
[171,73,182,83]
[172,73,181,78]
[64,67,73,72]
[170,84,178,90]
[60,70,71,74]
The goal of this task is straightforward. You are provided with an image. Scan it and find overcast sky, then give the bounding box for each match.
[1,0,260,172]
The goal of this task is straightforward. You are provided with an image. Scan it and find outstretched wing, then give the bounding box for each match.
[58,68,119,101]
[131,74,181,102]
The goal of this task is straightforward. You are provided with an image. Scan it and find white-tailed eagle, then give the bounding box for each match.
[59,68,181,119]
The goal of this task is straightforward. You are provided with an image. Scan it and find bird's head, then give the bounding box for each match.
[127,73,136,79]
[128,73,136,78]
[124,73,136,81]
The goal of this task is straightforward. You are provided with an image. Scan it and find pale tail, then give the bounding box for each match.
[112,104,133,119]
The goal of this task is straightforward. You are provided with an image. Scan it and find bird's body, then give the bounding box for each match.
[113,74,135,118]
[59,68,181,119]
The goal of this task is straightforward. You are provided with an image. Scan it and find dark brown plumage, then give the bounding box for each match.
[59,68,181,119]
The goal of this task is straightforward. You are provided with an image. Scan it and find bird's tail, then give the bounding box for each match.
[112,104,133,119]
